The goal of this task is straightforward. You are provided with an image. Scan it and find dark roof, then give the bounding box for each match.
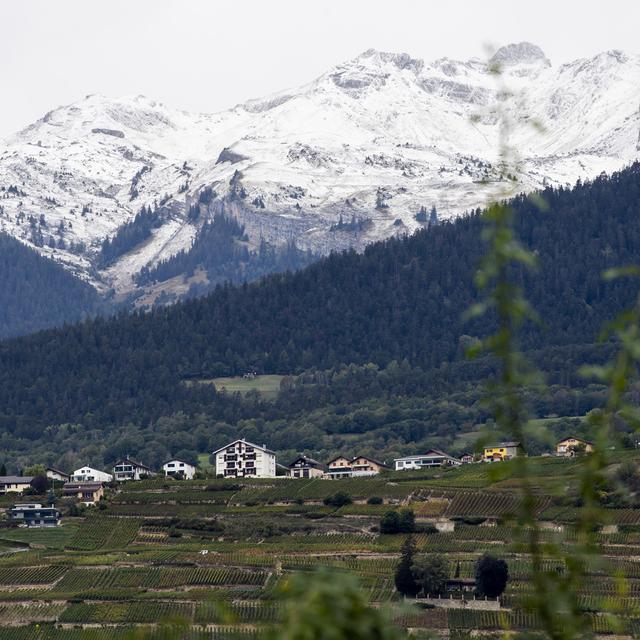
[351,455,389,468]
[46,467,69,476]
[0,476,34,484]
[485,442,521,448]
[423,448,458,459]
[288,455,324,469]
[63,482,103,492]
[557,435,593,445]
[326,455,388,468]
[113,458,153,471]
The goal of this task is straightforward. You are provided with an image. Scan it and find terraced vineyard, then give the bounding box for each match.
[1,455,640,637]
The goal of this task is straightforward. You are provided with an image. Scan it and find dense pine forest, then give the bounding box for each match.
[1,165,640,469]
[134,212,318,300]
[0,233,101,338]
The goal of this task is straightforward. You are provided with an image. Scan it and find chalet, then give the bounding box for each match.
[8,503,60,527]
[288,455,324,479]
[351,456,388,476]
[162,459,197,480]
[71,466,113,483]
[325,455,388,479]
[394,449,462,471]
[46,467,70,483]
[63,482,104,505]
[483,442,522,462]
[0,476,34,494]
[112,458,154,482]
[556,436,593,457]
[213,439,276,478]
[460,453,475,464]
[325,455,354,479]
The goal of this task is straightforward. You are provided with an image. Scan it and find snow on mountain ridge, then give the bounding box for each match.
[0,44,639,296]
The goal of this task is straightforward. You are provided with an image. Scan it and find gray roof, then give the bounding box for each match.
[0,476,34,484]
[63,482,103,491]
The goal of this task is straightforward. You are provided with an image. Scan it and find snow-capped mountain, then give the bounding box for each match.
[1,43,639,295]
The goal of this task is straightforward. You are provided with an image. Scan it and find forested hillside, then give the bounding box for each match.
[0,165,639,468]
[0,233,101,338]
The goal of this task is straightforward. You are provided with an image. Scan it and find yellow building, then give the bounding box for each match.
[556,436,593,457]
[483,442,521,462]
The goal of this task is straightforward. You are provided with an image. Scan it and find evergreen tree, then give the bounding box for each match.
[475,554,509,598]
[394,535,419,597]
[429,205,438,227]
[412,554,450,596]
[398,508,415,533]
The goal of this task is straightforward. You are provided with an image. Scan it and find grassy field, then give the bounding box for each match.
[194,374,284,399]
[0,455,639,637]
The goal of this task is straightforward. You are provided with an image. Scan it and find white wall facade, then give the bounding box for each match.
[214,440,276,478]
[163,460,196,480]
[71,466,113,483]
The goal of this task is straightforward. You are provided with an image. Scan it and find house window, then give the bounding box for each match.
[245,461,254,468]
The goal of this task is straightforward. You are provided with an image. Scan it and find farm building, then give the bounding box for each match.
[8,503,60,527]
[213,439,277,478]
[71,466,113,483]
[288,455,324,479]
[163,459,197,480]
[394,449,462,471]
[556,436,593,456]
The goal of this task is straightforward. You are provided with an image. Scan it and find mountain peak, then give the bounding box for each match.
[353,49,424,73]
[490,42,550,67]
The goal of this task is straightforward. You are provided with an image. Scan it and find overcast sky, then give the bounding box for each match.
[2,0,639,138]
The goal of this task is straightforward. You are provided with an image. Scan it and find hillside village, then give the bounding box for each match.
[1,436,594,527]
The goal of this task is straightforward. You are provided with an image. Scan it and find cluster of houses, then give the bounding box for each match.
[213,436,594,479]
[3,436,594,527]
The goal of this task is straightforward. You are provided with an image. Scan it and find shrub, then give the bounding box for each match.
[380,510,401,534]
[380,508,415,534]
[367,496,383,505]
[323,491,352,507]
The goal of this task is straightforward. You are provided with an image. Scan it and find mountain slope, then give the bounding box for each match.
[1,163,639,438]
[0,233,100,338]
[1,43,639,298]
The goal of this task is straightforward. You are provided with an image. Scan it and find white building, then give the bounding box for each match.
[163,459,197,480]
[112,458,154,482]
[213,439,276,478]
[71,466,113,483]
[393,449,462,471]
